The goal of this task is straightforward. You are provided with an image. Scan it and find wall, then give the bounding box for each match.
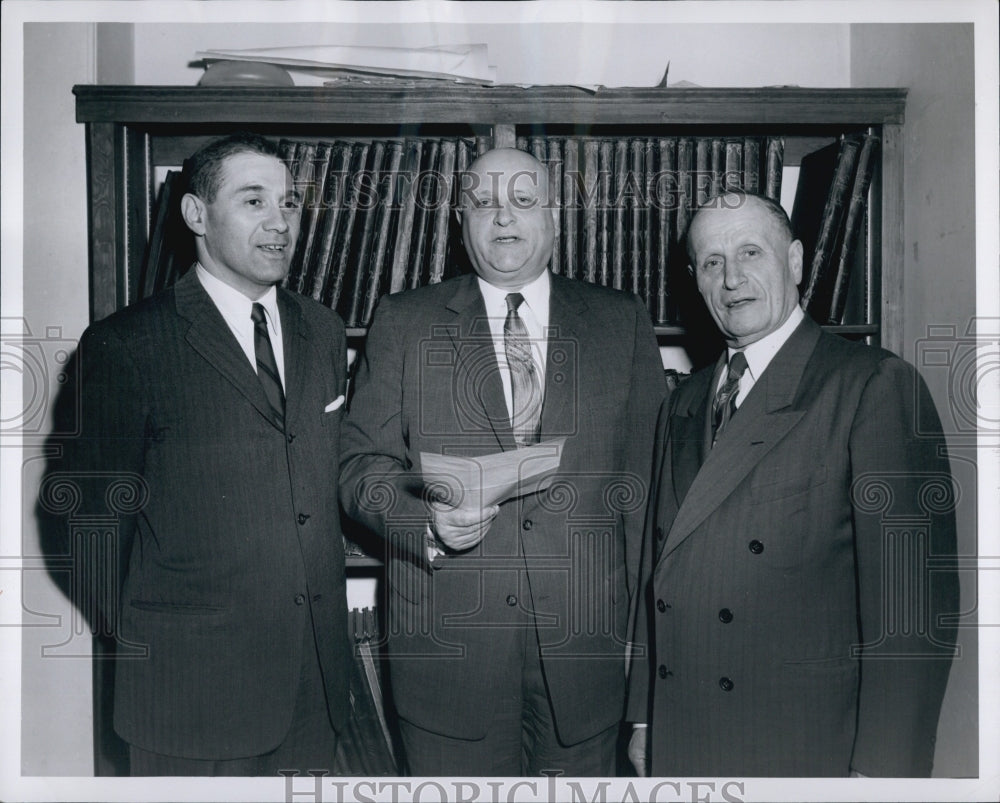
[132,22,849,88]
[851,22,979,778]
[19,22,97,776]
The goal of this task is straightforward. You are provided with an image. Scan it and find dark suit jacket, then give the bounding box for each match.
[57,270,351,760]
[627,317,958,776]
[340,272,665,744]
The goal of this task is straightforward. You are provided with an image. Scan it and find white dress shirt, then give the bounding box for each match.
[196,263,286,388]
[718,305,805,408]
[477,270,551,423]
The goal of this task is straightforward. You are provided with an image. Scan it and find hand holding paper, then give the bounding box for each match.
[421,438,565,512]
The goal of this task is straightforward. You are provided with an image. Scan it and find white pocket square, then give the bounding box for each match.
[324,395,345,413]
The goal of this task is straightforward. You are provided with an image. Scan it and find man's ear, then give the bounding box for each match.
[181,193,207,236]
[788,239,804,285]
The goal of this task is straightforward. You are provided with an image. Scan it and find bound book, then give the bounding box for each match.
[827,133,879,324]
[797,135,863,319]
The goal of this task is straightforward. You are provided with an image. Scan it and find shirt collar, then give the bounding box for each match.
[477,269,551,317]
[729,304,805,383]
[196,262,280,329]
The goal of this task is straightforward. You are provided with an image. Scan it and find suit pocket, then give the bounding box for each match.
[750,465,828,503]
[129,600,227,616]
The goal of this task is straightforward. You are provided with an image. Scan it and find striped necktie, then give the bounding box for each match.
[504,292,542,447]
[712,350,748,447]
[251,302,285,427]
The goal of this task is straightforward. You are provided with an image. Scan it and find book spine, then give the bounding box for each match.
[827,134,879,324]
[292,141,335,295]
[629,138,644,298]
[765,137,785,201]
[407,139,439,290]
[724,138,743,191]
[547,139,563,276]
[674,138,694,243]
[656,138,677,325]
[598,140,614,286]
[284,141,318,292]
[800,135,862,315]
[695,138,712,208]
[344,141,385,325]
[361,140,405,326]
[611,139,628,291]
[562,138,578,280]
[427,139,457,284]
[642,138,656,315]
[387,139,423,295]
[742,137,761,194]
[709,137,725,199]
[325,142,370,312]
[582,140,599,284]
[308,140,353,301]
[141,169,180,299]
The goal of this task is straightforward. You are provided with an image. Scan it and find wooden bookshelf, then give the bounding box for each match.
[74,84,905,354]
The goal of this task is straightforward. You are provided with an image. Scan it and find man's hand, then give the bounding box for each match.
[430,502,499,551]
[628,725,648,777]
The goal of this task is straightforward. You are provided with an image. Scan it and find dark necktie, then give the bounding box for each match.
[504,293,542,447]
[251,302,285,426]
[712,350,748,446]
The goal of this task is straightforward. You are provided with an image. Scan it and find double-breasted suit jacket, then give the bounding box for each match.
[627,317,958,777]
[58,269,351,759]
[340,272,665,745]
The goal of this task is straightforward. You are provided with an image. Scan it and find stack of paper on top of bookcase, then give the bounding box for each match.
[421,438,566,512]
[197,44,497,85]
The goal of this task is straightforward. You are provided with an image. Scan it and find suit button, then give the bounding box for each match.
[655,526,664,541]
[287,432,296,443]
[656,599,669,613]
[297,513,310,525]
[748,539,764,554]
[523,520,533,531]
[657,665,668,679]
[719,677,734,691]
[718,608,733,623]
[294,594,306,606]
[506,595,517,607]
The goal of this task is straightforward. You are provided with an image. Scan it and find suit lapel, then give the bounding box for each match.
[658,317,821,562]
[174,270,284,433]
[670,364,716,510]
[277,290,308,427]
[539,275,586,439]
[444,274,516,451]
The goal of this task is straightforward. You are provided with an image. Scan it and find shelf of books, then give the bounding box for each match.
[75,84,904,354]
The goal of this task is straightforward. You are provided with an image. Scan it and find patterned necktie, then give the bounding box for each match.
[251,302,285,427]
[712,350,748,446]
[504,292,542,447]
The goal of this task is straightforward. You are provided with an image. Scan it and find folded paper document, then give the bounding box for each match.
[421,438,565,511]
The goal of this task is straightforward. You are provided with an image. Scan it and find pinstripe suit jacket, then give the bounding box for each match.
[627,317,958,777]
[339,272,665,744]
[61,269,351,759]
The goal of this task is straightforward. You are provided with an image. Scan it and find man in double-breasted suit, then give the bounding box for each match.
[627,190,959,777]
[340,148,665,775]
[54,134,351,775]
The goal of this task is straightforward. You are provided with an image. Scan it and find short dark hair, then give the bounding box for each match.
[686,189,795,265]
[183,132,283,203]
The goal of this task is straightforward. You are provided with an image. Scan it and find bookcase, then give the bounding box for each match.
[73,83,905,774]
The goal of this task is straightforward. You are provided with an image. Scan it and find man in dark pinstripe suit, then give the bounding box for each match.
[57,134,352,775]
